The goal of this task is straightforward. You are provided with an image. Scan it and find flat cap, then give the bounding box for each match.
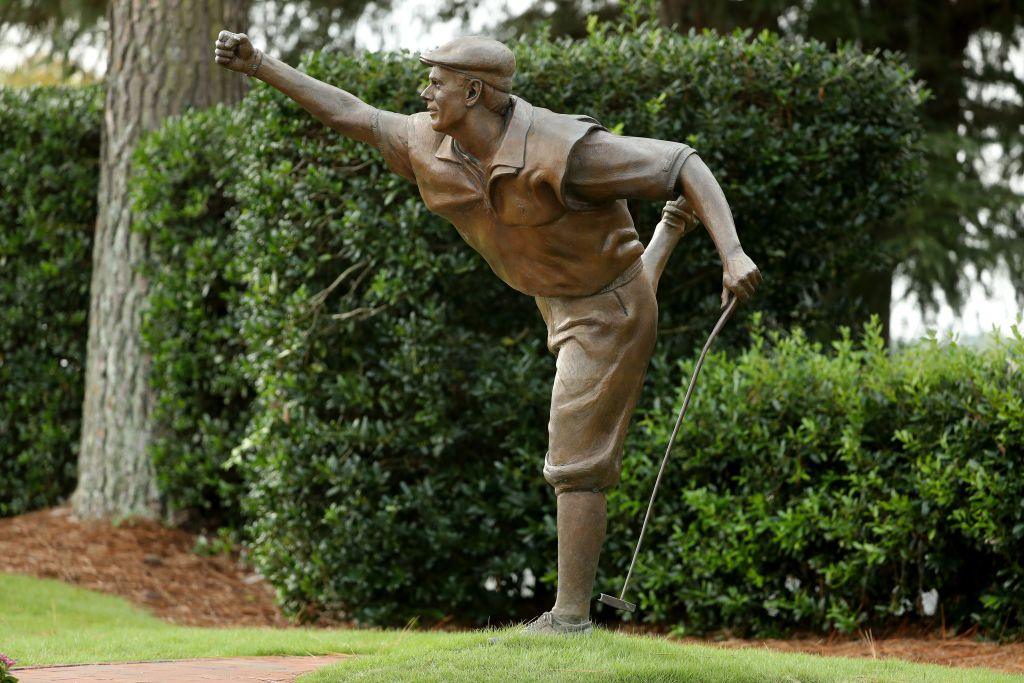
[420,36,515,93]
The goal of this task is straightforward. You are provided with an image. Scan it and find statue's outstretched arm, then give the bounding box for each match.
[214,30,388,145]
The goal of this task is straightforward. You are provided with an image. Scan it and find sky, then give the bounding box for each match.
[1,0,1020,343]
[351,0,537,52]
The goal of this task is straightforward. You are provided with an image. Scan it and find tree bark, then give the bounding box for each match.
[73,0,249,519]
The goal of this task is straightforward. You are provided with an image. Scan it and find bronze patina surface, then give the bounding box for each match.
[214,32,761,629]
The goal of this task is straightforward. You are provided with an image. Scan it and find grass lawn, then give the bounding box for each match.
[0,573,391,665]
[3,572,1022,682]
[307,631,1024,682]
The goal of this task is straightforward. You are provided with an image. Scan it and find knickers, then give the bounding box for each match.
[535,259,658,494]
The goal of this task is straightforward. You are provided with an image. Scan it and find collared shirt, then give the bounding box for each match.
[372,97,695,297]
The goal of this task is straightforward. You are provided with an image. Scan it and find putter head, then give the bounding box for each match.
[598,593,636,612]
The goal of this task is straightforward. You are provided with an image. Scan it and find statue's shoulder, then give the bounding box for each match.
[528,101,606,139]
[521,100,606,171]
[528,100,606,151]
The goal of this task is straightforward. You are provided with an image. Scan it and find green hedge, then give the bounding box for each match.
[132,108,252,527]
[0,86,100,516]
[617,321,1024,635]
[131,18,934,631]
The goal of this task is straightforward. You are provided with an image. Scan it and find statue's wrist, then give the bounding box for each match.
[246,49,264,78]
[724,245,745,261]
[657,219,686,235]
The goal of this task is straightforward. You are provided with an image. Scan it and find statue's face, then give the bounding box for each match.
[420,66,472,132]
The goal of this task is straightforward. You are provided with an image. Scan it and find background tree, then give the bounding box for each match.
[0,0,394,518]
[0,0,389,75]
[69,0,249,518]
[0,0,105,72]
[770,0,1024,335]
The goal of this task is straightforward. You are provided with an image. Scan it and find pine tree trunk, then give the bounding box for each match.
[73,0,249,519]
[863,264,894,345]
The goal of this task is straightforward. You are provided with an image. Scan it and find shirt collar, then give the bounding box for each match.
[434,97,534,174]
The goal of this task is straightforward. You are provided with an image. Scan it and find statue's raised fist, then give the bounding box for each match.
[214,30,259,74]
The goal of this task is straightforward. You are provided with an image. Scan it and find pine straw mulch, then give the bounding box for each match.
[2,506,1023,674]
[0,506,288,627]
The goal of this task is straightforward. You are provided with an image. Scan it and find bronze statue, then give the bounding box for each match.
[214,32,761,635]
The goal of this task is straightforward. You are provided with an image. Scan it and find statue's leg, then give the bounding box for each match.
[552,490,606,621]
[533,261,658,627]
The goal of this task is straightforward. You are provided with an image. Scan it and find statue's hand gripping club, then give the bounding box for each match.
[722,249,761,307]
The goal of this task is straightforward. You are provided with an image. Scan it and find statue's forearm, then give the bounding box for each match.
[643,222,682,295]
[255,52,377,144]
[676,156,762,302]
[643,199,696,294]
[678,156,744,262]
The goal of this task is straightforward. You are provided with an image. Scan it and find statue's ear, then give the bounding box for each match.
[465,78,483,107]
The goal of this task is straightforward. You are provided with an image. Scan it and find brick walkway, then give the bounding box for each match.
[13,655,349,682]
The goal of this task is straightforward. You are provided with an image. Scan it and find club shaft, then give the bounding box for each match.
[618,296,738,603]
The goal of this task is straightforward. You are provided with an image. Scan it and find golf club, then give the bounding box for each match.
[599,293,739,613]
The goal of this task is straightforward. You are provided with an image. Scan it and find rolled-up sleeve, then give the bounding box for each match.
[370,109,415,182]
[565,129,696,208]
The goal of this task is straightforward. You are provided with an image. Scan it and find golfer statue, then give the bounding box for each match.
[215,32,761,634]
